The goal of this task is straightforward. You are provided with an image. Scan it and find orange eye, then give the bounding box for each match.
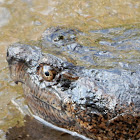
[41,65,56,82]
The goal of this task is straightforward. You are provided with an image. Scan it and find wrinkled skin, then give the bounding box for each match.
[7,27,140,139]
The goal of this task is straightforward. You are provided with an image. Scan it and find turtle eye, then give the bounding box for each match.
[41,65,56,82]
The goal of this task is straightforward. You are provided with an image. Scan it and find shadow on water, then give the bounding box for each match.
[6,115,83,140]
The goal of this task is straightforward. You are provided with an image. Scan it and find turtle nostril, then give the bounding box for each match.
[7,51,9,57]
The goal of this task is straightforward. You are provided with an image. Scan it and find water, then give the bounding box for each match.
[0,0,140,139]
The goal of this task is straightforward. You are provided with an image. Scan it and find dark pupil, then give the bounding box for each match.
[58,35,64,40]
[45,71,50,76]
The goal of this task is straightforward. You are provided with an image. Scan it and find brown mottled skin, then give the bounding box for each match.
[7,27,140,139]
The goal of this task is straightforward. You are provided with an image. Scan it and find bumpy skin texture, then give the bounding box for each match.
[7,27,140,139]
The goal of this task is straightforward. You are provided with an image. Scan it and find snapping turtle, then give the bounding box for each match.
[7,27,140,139]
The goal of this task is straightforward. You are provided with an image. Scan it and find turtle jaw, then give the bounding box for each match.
[7,61,25,84]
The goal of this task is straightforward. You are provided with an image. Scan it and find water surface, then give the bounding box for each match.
[0,0,140,139]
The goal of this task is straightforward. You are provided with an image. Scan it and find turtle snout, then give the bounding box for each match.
[6,43,23,62]
[6,43,42,67]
